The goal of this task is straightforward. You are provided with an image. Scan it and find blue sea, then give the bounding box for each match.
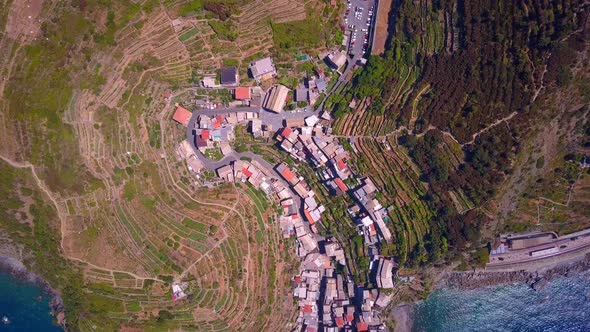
[0,271,63,332]
[412,270,590,332]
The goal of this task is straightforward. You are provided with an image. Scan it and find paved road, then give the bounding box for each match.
[319,0,375,113]
[194,106,260,116]
[191,105,319,131]
[185,111,302,211]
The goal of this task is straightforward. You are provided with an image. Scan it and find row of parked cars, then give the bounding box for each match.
[344,1,374,56]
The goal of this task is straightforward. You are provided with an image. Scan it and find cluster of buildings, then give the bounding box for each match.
[192,114,235,154]
[273,115,395,242]
[352,178,393,243]
[170,51,401,330]
[199,54,333,115]
[275,116,353,196]
[292,242,392,331]
[276,162,326,231]
[295,71,329,106]
[293,252,356,331]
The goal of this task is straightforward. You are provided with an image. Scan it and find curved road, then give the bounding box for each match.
[185,111,302,211]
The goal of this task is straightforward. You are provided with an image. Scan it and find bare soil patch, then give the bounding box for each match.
[5,0,44,40]
[372,0,393,55]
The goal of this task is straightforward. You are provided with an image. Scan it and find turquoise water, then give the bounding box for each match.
[413,271,590,332]
[0,271,63,331]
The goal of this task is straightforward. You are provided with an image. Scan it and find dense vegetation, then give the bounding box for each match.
[0,161,88,330]
[343,0,588,267]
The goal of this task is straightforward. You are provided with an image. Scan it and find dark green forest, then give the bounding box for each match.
[352,0,588,264]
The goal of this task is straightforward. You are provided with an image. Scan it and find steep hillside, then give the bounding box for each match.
[0,0,326,330]
[332,0,589,267]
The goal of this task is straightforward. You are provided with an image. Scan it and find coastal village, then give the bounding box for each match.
[168,2,400,328]
[165,0,590,330]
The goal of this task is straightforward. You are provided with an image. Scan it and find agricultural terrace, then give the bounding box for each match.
[165,0,342,78]
[0,0,302,329]
[330,0,446,131]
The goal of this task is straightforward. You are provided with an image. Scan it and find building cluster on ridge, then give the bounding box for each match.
[171,47,399,329]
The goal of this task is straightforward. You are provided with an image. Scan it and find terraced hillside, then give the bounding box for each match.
[328,0,589,267]
[0,0,310,330]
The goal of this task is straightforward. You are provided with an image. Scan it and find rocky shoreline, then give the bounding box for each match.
[0,255,66,329]
[390,253,590,331]
[441,253,590,291]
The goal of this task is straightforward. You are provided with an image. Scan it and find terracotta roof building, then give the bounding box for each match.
[234,87,250,100]
[172,105,192,126]
[334,177,347,192]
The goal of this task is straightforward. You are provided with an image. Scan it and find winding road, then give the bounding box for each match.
[185,110,303,212]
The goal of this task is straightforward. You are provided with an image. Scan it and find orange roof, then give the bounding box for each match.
[346,314,354,322]
[234,87,250,100]
[357,322,369,331]
[172,106,191,126]
[301,304,313,314]
[335,317,344,327]
[282,127,292,137]
[242,167,253,177]
[281,167,295,182]
[304,209,315,225]
[369,223,376,233]
[334,177,347,192]
[337,159,346,171]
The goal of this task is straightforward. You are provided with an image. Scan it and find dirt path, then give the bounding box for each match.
[0,154,167,283]
[0,43,23,100]
[462,111,518,146]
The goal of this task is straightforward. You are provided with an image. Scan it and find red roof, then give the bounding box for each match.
[357,322,369,331]
[304,209,315,225]
[216,115,224,123]
[201,129,210,140]
[281,167,295,182]
[369,223,376,233]
[172,106,191,126]
[334,177,347,192]
[234,87,250,100]
[242,167,253,177]
[346,314,354,322]
[291,214,298,220]
[294,276,301,285]
[282,127,292,137]
[335,317,344,327]
[336,159,346,171]
[301,304,313,314]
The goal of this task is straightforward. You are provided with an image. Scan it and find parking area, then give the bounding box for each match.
[343,0,376,58]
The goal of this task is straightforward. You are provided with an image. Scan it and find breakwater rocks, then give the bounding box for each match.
[441,254,590,291]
